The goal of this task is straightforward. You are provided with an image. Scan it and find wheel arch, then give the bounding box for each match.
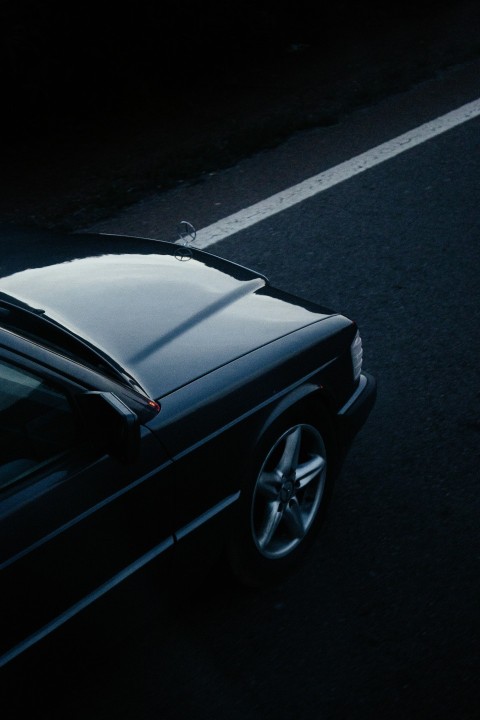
[228,382,339,586]
[253,382,339,465]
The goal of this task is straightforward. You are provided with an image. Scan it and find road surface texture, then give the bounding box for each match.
[1,1,480,231]
[1,4,480,720]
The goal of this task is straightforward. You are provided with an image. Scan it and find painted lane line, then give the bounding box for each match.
[188,98,480,249]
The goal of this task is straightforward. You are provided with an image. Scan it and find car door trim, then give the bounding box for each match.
[0,535,174,669]
[175,491,241,541]
[0,459,172,572]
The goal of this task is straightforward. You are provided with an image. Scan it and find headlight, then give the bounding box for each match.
[351,330,363,382]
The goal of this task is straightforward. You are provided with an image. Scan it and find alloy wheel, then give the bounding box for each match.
[251,423,327,559]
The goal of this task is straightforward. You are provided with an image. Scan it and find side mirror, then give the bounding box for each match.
[76,391,140,463]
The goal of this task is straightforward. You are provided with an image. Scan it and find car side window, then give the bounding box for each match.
[0,359,77,489]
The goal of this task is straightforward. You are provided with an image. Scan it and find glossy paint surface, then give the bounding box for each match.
[1,236,333,398]
[0,229,376,668]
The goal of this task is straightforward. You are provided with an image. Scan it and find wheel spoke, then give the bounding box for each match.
[277,427,302,475]
[257,471,281,500]
[251,422,327,559]
[283,497,306,539]
[257,500,283,549]
[296,454,326,489]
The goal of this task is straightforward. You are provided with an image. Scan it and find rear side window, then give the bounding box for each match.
[0,359,77,489]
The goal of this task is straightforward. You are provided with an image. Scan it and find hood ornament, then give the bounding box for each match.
[177,221,197,247]
[175,221,196,261]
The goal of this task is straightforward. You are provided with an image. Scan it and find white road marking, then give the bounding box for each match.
[188,98,480,249]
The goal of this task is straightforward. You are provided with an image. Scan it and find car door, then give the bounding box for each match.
[0,352,175,667]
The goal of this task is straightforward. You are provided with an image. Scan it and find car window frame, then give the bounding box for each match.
[0,348,97,494]
[0,325,157,422]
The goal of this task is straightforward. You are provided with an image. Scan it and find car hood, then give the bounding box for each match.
[0,232,333,398]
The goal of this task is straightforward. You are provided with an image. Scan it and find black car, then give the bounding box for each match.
[0,228,376,668]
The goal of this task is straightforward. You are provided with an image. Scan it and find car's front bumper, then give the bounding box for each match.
[336,372,377,454]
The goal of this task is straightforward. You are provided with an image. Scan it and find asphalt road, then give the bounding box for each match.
[2,52,480,720]
[2,1,480,231]
[2,5,480,718]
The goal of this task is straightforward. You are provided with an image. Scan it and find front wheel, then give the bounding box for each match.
[229,411,334,586]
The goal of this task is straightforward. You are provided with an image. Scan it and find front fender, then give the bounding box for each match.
[254,382,324,440]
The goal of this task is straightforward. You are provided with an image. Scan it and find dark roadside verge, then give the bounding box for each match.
[1,1,479,231]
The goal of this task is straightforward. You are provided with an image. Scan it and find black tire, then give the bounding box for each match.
[228,404,335,587]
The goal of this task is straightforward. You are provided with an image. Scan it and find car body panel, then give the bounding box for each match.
[0,340,175,660]
[0,235,335,399]
[148,319,351,512]
[0,228,376,667]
